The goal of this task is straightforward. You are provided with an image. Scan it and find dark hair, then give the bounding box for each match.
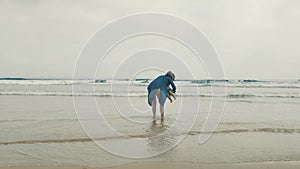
[165,71,175,80]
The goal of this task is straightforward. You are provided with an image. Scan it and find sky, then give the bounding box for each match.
[0,0,300,80]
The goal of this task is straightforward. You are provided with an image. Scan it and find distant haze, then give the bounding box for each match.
[0,0,300,80]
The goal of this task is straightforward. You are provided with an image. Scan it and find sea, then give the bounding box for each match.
[0,78,299,167]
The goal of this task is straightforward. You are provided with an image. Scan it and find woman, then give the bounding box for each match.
[147,71,176,120]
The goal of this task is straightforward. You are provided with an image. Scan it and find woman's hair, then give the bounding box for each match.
[165,71,175,80]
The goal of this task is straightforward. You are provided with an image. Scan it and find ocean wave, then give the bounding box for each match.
[227,94,300,99]
[224,84,300,89]
[0,92,116,97]
[1,78,299,88]
[191,79,229,84]
[0,118,78,123]
[1,127,299,145]
[227,94,256,98]
[188,128,300,135]
[0,91,299,98]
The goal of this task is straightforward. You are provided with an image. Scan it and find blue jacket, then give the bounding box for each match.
[147,75,176,106]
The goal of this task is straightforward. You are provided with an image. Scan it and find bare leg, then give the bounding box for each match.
[155,89,165,120]
[168,95,173,103]
[169,92,176,100]
[151,97,157,120]
[160,104,165,121]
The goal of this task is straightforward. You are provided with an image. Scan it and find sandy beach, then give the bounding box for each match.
[1,161,300,169]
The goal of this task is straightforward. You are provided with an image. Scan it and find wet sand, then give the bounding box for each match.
[1,95,299,168]
[1,161,300,169]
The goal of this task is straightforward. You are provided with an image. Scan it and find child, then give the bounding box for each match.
[167,87,176,103]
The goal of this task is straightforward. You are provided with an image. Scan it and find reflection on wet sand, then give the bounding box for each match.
[146,119,178,153]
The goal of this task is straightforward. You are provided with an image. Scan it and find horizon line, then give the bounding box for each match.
[0,77,299,81]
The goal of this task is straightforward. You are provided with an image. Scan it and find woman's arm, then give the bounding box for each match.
[169,78,176,93]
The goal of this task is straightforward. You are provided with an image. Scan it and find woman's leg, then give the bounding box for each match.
[160,103,165,120]
[156,89,165,120]
[151,96,157,119]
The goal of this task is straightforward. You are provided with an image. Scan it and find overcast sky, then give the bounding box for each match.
[0,0,299,79]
